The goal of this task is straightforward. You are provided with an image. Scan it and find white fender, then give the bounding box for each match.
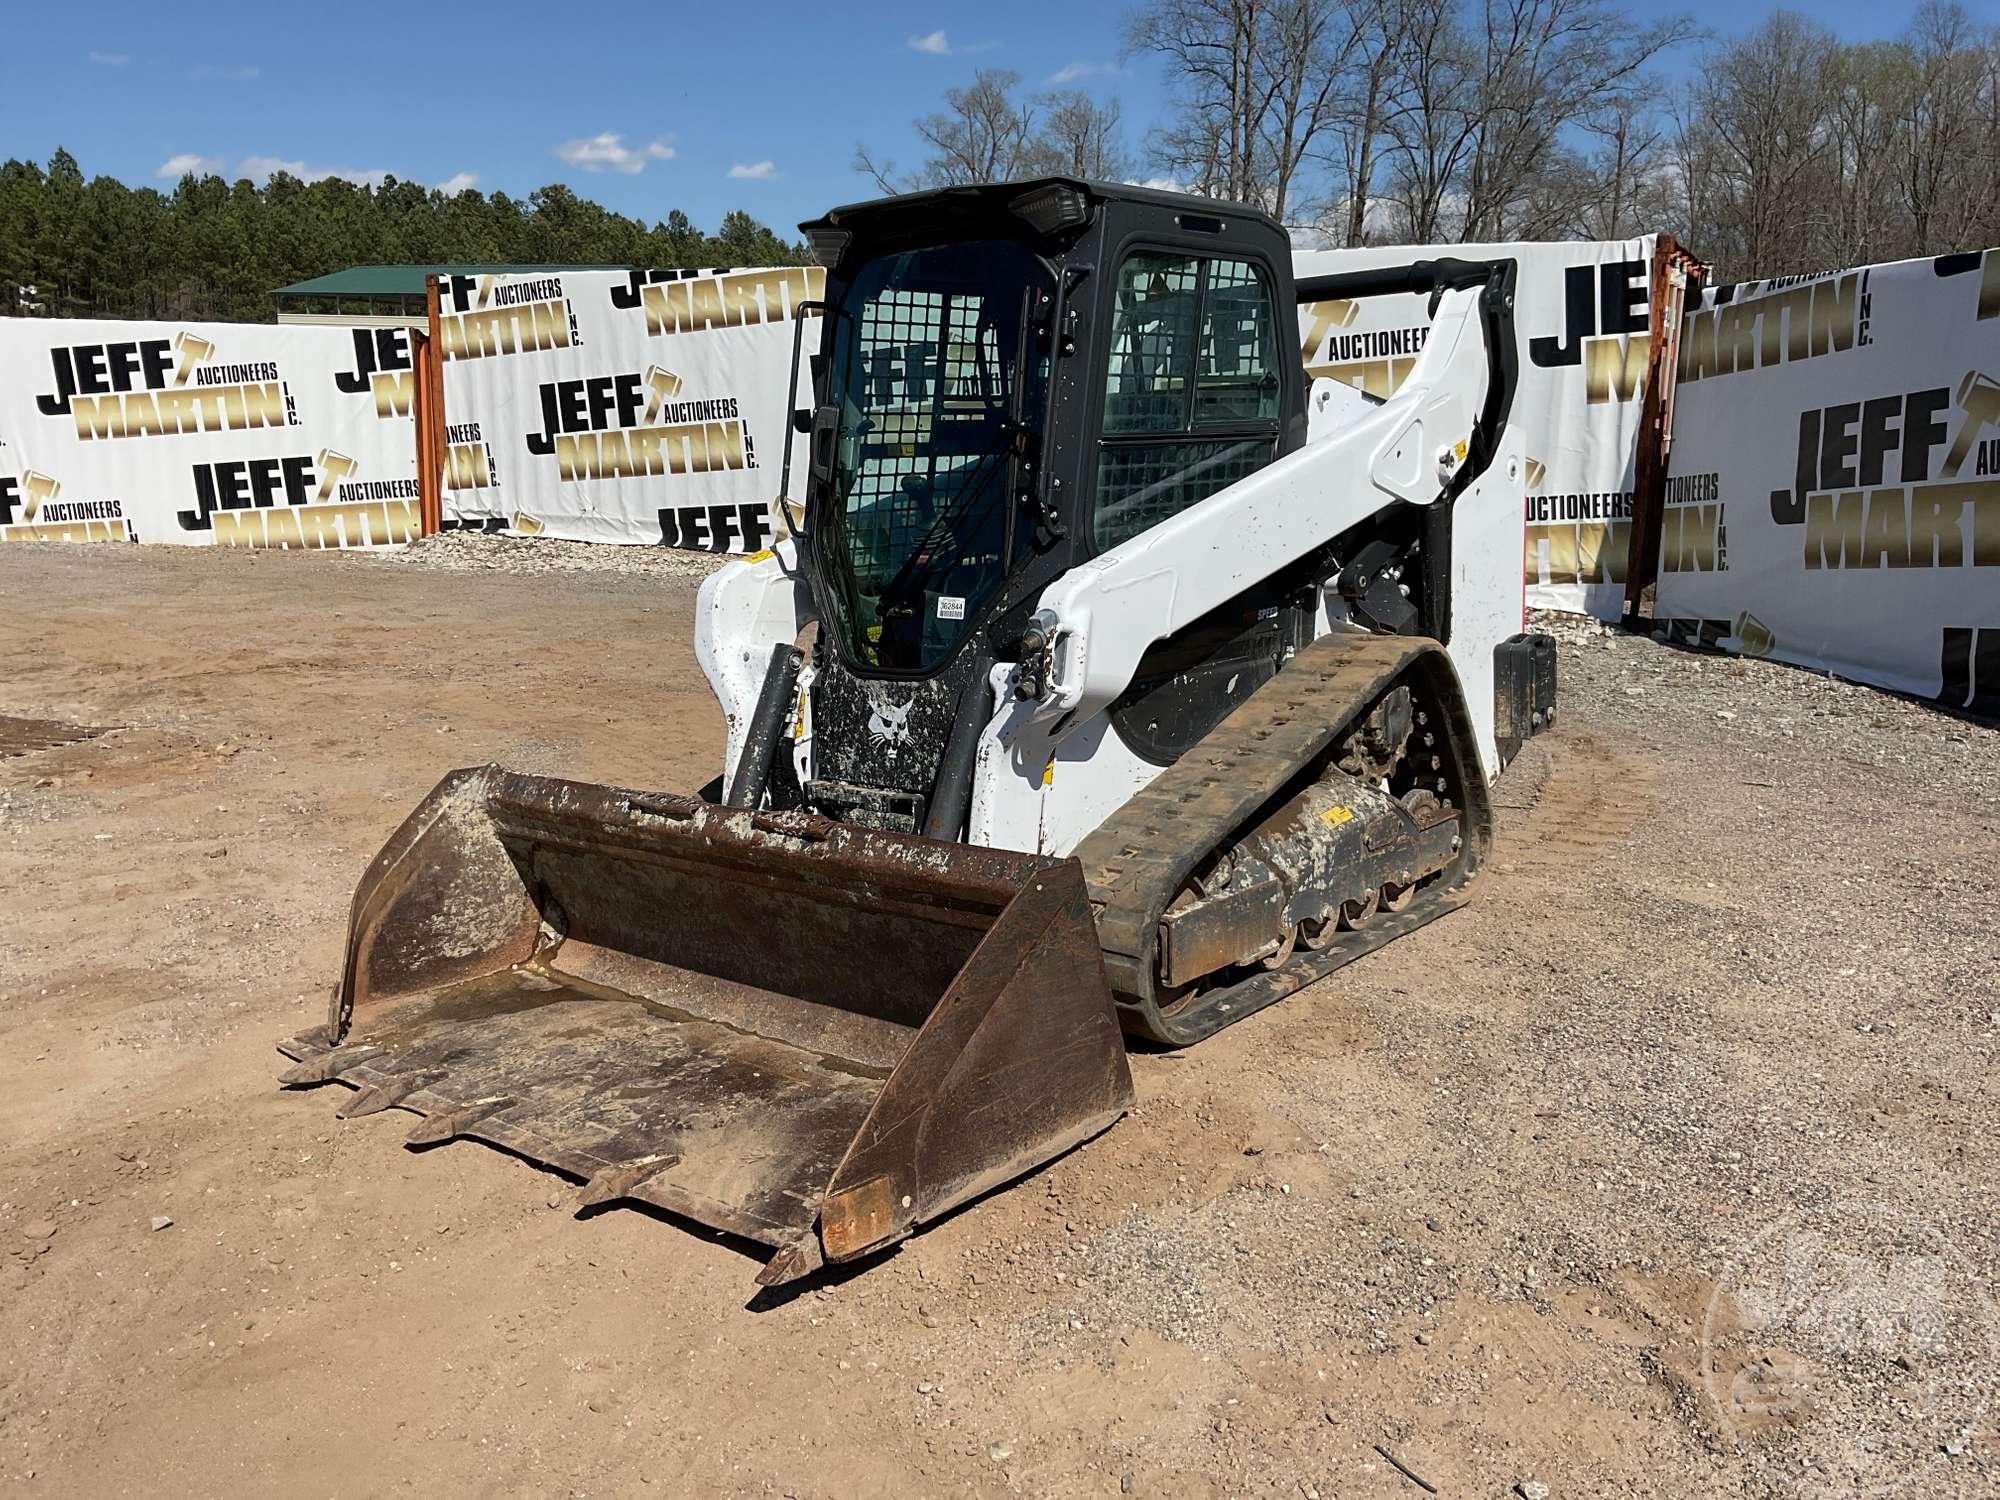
[694,538,816,787]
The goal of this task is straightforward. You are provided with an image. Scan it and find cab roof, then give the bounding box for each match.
[799,175,1284,247]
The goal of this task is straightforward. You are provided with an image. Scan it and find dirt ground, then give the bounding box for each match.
[2,540,1995,1499]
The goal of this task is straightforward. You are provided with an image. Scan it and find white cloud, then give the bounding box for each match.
[1128,176,1186,193]
[907,31,996,56]
[193,63,260,80]
[238,155,393,187]
[553,132,675,174]
[88,51,129,66]
[1047,61,1115,84]
[727,160,777,181]
[155,153,225,179]
[158,152,466,190]
[155,153,475,190]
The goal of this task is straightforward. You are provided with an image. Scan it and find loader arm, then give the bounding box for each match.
[1026,264,1513,737]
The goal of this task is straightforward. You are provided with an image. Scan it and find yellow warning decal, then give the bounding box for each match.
[1319,805,1355,827]
[1453,439,1468,462]
[744,548,776,563]
[1042,759,1056,788]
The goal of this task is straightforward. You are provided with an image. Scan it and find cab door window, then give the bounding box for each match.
[1095,252,1280,550]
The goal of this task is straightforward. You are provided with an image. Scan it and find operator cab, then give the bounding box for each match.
[779,179,1306,835]
[797,177,1305,680]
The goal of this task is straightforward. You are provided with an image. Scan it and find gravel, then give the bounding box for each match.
[379,531,735,579]
[948,608,2000,1495]
[1530,607,1998,808]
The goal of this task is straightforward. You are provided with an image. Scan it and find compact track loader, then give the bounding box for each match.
[279,178,1556,1286]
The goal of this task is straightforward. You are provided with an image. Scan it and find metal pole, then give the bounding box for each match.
[1622,235,1703,624]
[420,275,446,537]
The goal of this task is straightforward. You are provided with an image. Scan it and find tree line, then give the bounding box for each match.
[0,151,811,323]
[860,1,2000,282]
[8,2,1994,322]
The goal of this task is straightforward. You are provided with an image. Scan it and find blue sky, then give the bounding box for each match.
[12,0,1915,236]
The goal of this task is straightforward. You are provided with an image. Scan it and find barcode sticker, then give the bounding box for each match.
[936,596,966,620]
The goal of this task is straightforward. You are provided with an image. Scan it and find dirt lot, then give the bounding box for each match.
[2,540,1995,1499]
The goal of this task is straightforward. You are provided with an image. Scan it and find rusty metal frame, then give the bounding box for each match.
[413,275,446,538]
[1622,234,1709,622]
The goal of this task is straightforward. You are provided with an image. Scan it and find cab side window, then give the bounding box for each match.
[1095,252,1280,550]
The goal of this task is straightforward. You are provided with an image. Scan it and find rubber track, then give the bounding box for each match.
[1073,630,1493,1046]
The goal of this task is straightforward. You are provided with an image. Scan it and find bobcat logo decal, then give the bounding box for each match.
[866,698,914,749]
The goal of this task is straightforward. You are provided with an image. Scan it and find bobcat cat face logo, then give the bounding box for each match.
[866,698,913,749]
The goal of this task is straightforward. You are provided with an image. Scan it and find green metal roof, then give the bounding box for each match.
[273,264,626,298]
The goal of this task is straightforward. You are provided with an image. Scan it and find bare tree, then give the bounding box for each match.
[853,69,1038,192]
[1318,0,1406,244]
[1901,2,1989,253]
[1310,0,1693,243]
[860,0,1999,277]
[1575,91,1674,239]
[1257,0,1364,218]
[1024,92,1130,179]
[1681,13,1843,277]
[850,140,907,197]
[918,70,1040,184]
[1128,0,1356,219]
[1822,41,1915,268]
[855,73,1131,192]
[1439,0,1700,241]
[1375,0,1479,240]
[1129,0,1267,202]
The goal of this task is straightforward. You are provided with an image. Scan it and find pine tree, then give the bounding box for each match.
[0,149,812,321]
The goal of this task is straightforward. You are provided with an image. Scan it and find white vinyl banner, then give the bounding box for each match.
[0,318,418,549]
[1654,247,2000,712]
[1293,237,1657,618]
[438,267,824,552]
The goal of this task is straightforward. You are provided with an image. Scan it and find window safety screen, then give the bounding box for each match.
[1104,254,1200,434]
[1096,252,1279,550]
[1197,260,1279,424]
[820,240,1052,673]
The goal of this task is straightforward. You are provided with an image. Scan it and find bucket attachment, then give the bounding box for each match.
[277,767,1133,1286]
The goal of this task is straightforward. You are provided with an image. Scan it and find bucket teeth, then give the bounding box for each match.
[756,1234,826,1288]
[577,1154,682,1211]
[337,1073,437,1119]
[404,1096,516,1147]
[279,1045,383,1087]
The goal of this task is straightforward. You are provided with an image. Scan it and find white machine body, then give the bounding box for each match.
[698,281,1523,859]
